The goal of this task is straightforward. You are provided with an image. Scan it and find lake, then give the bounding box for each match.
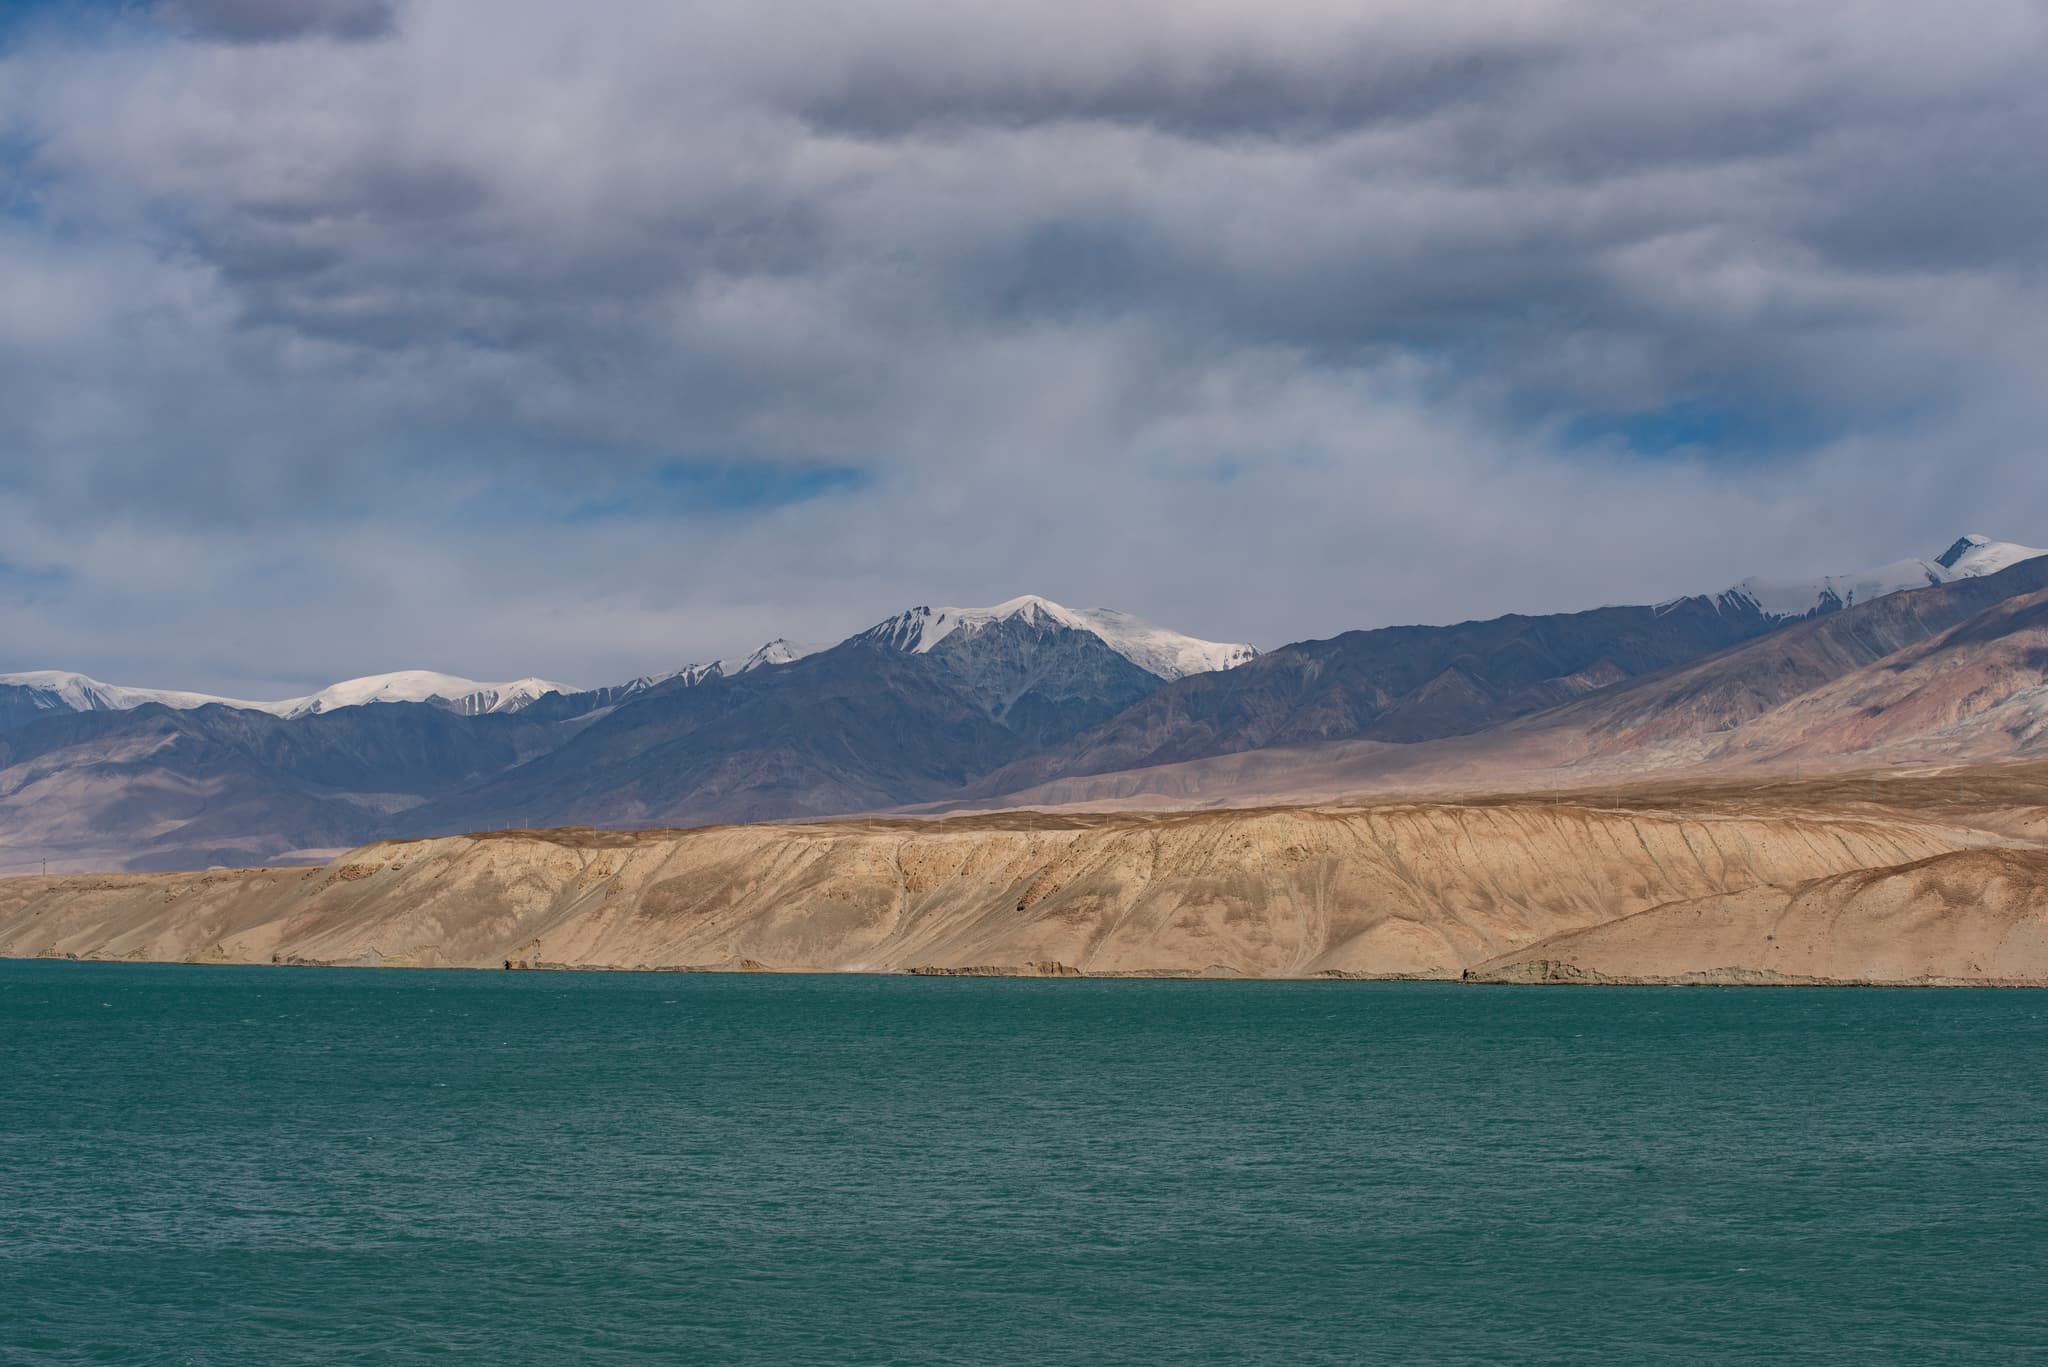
[3,961,2045,1363]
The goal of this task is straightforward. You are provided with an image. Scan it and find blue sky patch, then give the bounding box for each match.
[459,459,873,527]
[1561,402,1836,461]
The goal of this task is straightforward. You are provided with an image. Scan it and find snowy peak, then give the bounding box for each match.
[1068,605,1260,680]
[1719,535,2048,621]
[856,595,1257,681]
[858,596,1062,655]
[5,636,830,731]
[1935,535,1985,570]
[274,672,570,718]
[1935,534,2043,577]
[0,671,263,715]
[0,669,572,721]
[737,639,815,672]
[635,638,829,693]
[1721,560,1943,620]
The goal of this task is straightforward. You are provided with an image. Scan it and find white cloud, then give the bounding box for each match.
[0,0,2042,691]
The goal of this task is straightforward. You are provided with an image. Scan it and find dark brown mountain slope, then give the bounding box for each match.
[402,615,1167,834]
[964,594,1799,797]
[949,555,2048,812]
[0,702,583,872]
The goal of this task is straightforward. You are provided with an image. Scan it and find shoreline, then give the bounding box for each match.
[9,951,2044,989]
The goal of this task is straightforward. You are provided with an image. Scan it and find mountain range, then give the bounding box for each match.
[4,535,2046,872]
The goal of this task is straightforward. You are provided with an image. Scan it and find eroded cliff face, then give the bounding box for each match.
[0,795,2001,979]
[1468,848,2048,986]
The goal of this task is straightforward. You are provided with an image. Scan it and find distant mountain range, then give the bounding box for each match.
[4,537,2045,872]
[0,667,572,722]
[959,547,2048,813]
[1715,533,2045,619]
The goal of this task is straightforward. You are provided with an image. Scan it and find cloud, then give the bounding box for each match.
[160,0,399,43]
[0,0,2042,692]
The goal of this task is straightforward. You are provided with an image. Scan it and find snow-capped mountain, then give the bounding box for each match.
[273,672,571,718]
[1717,535,2048,621]
[419,595,1252,838]
[0,669,572,721]
[856,595,1257,680]
[0,592,1254,736]
[0,671,262,716]
[18,553,2048,872]
[626,638,829,694]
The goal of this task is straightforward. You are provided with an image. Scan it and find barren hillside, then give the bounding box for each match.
[1469,847,2048,986]
[4,772,2035,980]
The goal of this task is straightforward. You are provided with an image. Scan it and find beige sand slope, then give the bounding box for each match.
[1469,848,2048,986]
[0,779,2028,979]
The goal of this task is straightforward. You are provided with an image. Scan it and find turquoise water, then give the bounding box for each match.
[3,962,2046,1364]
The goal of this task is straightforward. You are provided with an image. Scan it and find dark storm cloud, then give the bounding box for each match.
[799,42,1556,143]
[0,0,2044,692]
[162,0,398,43]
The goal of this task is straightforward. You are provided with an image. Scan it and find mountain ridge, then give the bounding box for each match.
[14,538,2036,732]
[1712,533,2046,621]
[0,669,574,723]
[6,539,2048,872]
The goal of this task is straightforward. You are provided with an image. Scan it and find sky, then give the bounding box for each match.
[1,0,2044,697]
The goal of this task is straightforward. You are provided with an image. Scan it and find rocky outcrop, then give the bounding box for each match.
[0,795,1998,979]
